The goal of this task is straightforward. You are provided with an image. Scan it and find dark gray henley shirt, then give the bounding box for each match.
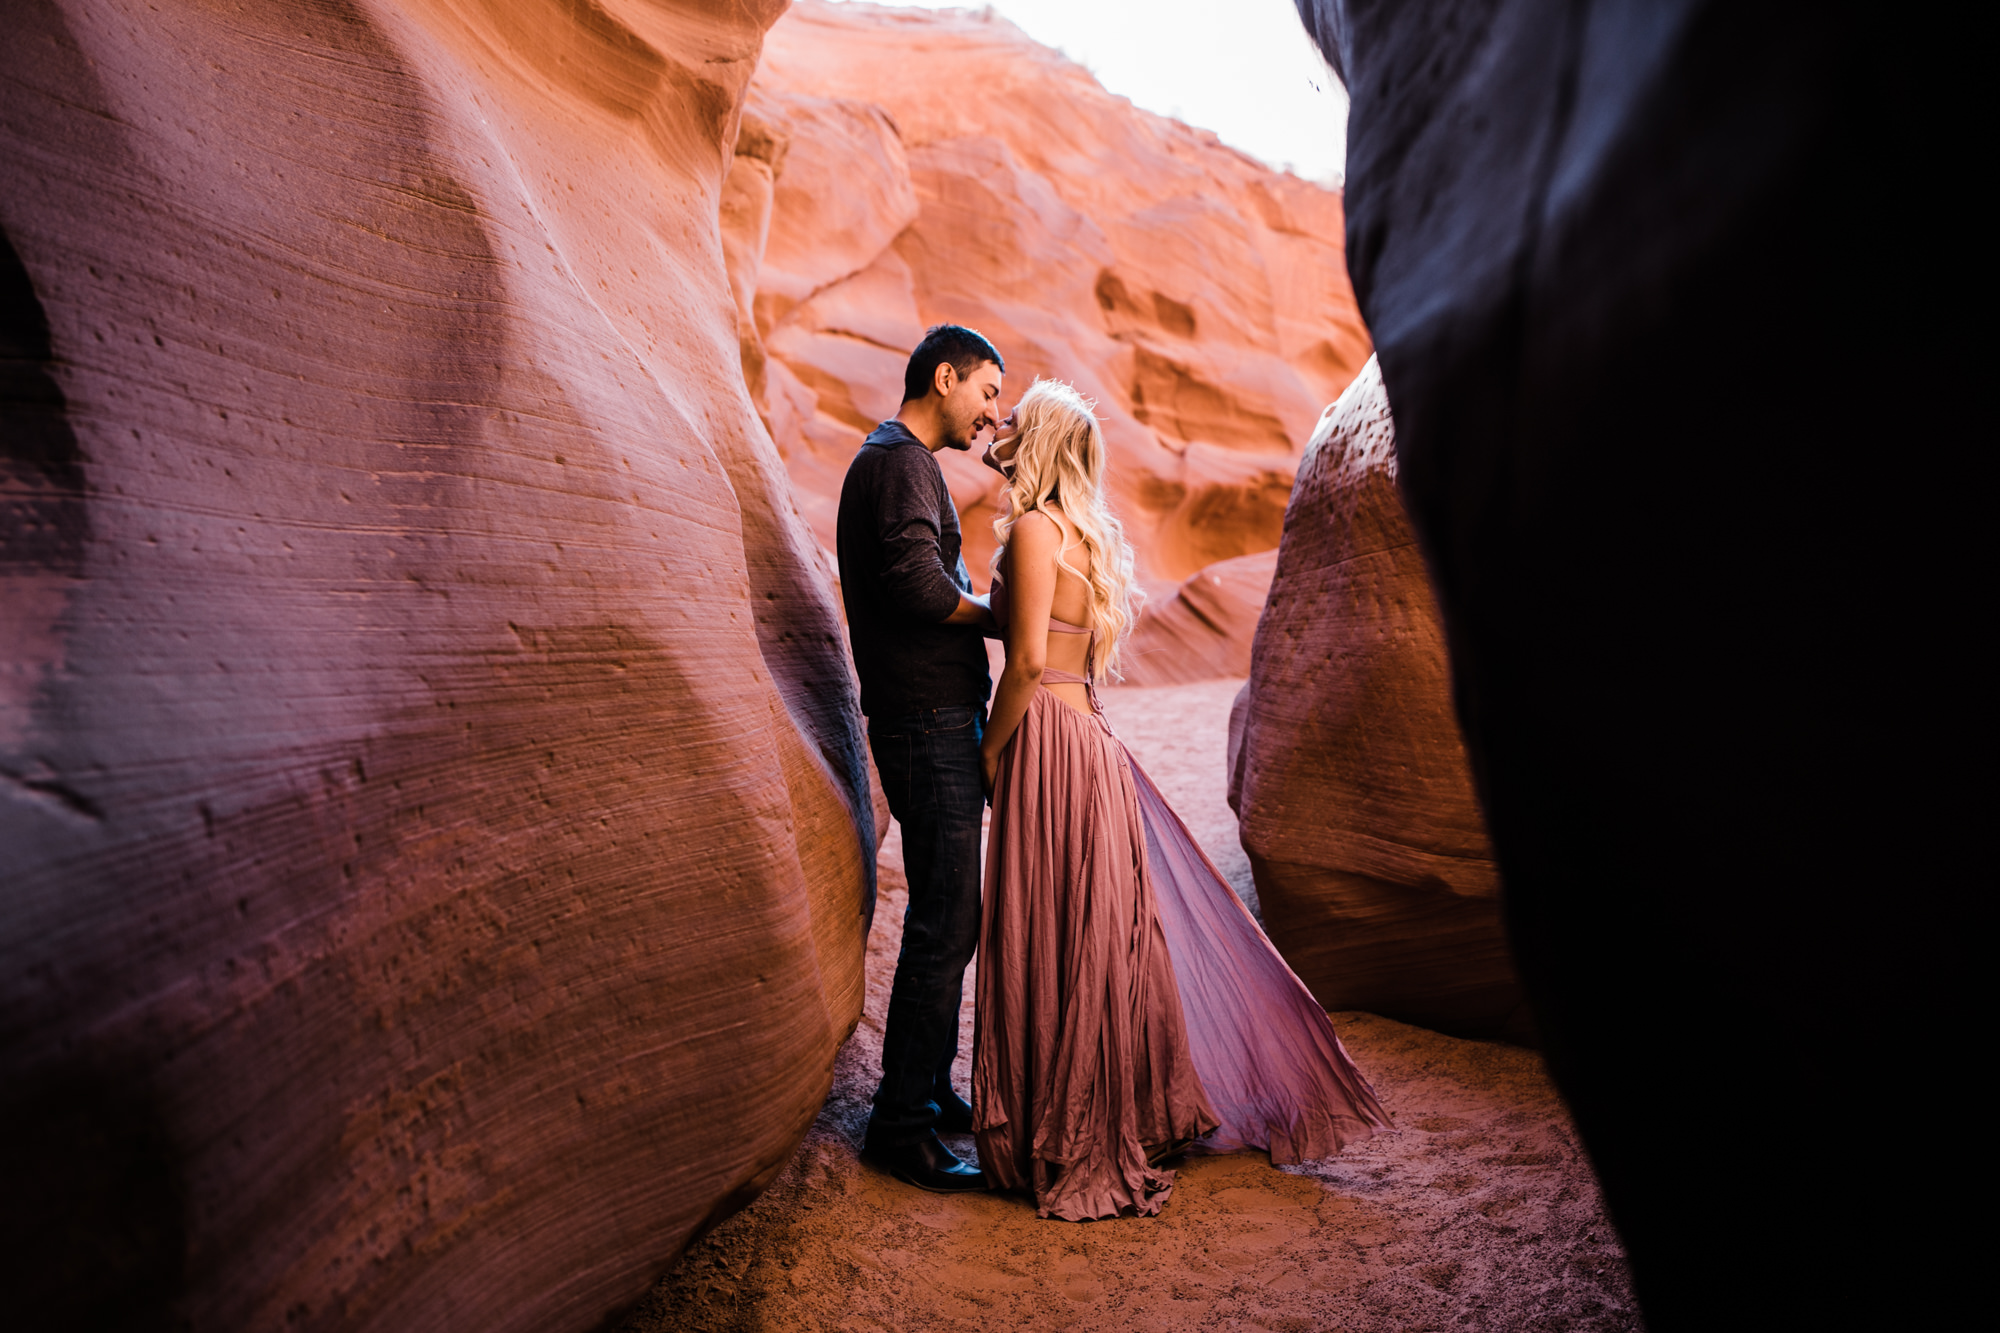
[835,421,992,720]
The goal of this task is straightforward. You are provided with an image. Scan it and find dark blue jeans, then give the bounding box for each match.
[865,703,985,1148]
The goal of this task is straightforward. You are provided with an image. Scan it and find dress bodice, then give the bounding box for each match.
[989,570,1091,636]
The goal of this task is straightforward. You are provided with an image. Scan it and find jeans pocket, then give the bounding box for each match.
[928,707,978,734]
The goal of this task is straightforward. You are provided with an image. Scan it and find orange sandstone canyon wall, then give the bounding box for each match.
[1230,360,1528,1040]
[1,2,873,1330]
[719,1,1371,683]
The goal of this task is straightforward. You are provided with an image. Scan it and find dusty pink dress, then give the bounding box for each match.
[975,579,1391,1221]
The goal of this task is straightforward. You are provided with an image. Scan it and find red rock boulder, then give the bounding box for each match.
[1,2,870,1330]
[1229,358,1529,1039]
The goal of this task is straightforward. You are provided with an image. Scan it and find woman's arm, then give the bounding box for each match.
[980,511,1061,794]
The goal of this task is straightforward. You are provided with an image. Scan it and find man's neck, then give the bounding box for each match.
[893,401,947,453]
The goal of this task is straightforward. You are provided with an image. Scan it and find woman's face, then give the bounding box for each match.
[981,408,1021,477]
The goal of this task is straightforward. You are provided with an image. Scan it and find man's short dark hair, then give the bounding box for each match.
[902,324,1004,403]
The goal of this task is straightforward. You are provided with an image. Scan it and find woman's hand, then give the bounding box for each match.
[981,410,1020,478]
[980,747,999,799]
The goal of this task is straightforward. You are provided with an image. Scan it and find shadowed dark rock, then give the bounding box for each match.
[1296,0,1974,1327]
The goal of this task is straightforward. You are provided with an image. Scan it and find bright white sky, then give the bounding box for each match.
[834,0,1350,185]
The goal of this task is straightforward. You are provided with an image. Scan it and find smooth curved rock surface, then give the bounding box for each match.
[1298,0,1976,1327]
[2,2,872,1330]
[1229,359,1525,1038]
[725,0,1373,595]
[1120,550,1277,687]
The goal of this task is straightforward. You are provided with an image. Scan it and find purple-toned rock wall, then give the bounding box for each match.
[1,2,871,1330]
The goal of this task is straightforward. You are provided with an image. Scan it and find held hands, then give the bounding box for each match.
[980,747,999,800]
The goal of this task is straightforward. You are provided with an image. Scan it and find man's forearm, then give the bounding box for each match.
[880,528,968,623]
[942,592,995,631]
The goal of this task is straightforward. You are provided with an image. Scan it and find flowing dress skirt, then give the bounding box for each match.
[973,689,1392,1221]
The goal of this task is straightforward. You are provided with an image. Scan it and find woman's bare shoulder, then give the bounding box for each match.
[1010,508,1062,549]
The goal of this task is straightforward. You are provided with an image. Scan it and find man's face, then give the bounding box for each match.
[939,360,1004,452]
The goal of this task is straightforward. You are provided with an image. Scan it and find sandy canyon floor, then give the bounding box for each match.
[618,682,1642,1332]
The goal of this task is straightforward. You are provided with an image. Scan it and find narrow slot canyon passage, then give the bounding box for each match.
[620,682,1642,1333]
[8,0,1960,1324]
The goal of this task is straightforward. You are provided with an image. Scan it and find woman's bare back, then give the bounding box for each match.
[1006,504,1093,713]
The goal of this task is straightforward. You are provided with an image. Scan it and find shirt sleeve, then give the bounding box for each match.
[875,451,965,622]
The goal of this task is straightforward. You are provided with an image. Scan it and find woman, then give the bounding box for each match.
[972,379,1393,1222]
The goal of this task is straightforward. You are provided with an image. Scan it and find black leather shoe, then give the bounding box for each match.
[934,1089,975,1135]
[862,1131,986,1193]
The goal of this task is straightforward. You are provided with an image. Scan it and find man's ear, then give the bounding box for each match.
[933,360,957,399]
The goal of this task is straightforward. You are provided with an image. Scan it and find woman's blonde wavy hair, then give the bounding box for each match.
[990,379,1142,679]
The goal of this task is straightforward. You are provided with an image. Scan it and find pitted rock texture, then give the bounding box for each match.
[1,2,872,1331]
[1299,2,1975,1327]
[722,0,1372,601]
[1229,359,1525,1039]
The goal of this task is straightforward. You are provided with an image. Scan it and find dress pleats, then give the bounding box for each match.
[973,690,1217,1219]
[973,688,1393,1221]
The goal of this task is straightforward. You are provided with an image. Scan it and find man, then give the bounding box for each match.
[837,324,1004,1192]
